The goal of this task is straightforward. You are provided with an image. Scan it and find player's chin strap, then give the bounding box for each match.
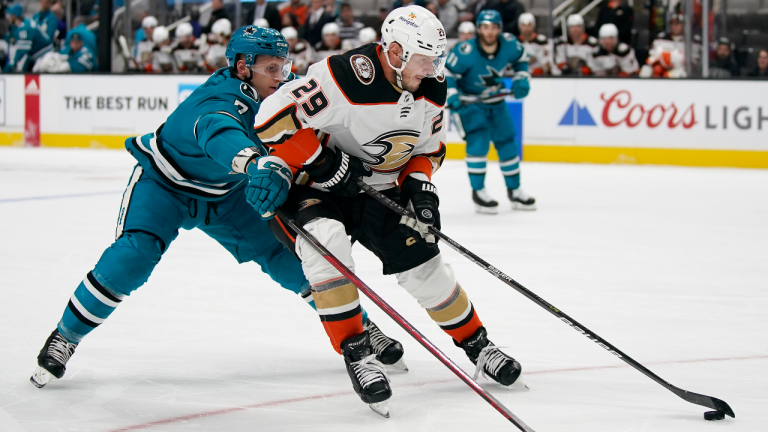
[383,46,407,89]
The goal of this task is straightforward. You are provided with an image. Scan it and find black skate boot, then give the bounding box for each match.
[455,327,522,387]
[472,189,499,214]
[364,319,407,371]
[31,329,78,388]
[507,188,536,210]
[341,331,392,417]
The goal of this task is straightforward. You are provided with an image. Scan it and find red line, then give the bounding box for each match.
[106,354,767,432]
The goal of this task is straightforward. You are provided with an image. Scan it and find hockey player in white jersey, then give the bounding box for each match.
[554,14,598,76]
[518,13,557,76]
[251,6,524,416]
[591,23,639,77]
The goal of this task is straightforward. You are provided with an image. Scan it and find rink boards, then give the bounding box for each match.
[1,74,767,168]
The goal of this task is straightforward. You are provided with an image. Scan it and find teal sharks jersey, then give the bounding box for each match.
[33,9,59,42]
[4,18,53,72]
[127,68,295,201]
[445,33,529,103]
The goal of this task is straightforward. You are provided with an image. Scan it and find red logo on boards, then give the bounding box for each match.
[600,90,696,129]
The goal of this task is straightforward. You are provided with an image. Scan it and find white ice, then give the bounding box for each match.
[1,147,766,432]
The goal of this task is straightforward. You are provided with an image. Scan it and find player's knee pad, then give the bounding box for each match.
[93,230,164,297]
[396,254,457,309]
[295,218,355,286]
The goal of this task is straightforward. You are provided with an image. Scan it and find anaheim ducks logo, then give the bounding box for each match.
[350,55,375,85]
[360,130,420,173]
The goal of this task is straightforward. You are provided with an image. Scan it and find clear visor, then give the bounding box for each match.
[407,52,447,78]
[251,55,293,82]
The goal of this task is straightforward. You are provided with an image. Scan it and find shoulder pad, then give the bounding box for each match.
[417,76,447,108]
[535,34,548,44]
[502,33,515,42]
[294,42,307,53]
[554,35,568,45]
[457,41,473,55]
[587,36,599,46]
[656,32,669,40]
[616,43,631,56]
[327,44,400,104]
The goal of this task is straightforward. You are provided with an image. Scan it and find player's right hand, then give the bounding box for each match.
[447,93,462,111]
[304,147,372,197]
[245,156,293,219]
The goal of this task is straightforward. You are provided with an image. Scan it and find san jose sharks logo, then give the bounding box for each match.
[244,26,257,34]
[477,65,514,88]
[360,130,420,173]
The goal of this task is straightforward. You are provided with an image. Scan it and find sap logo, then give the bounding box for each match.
[558,99,597,126]
[178,83,202,104]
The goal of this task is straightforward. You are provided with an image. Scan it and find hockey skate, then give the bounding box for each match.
[364,319,407,372]
[30,329,78,388]
[508,188,536,211]
[341,331,392,418]
[456,327,527,389]
[472,189,499,214]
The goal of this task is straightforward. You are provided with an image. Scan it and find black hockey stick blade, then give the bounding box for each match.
[358,181,735,419]
[274,209,536,431]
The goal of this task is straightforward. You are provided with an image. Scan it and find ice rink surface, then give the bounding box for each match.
[1,147,766,432]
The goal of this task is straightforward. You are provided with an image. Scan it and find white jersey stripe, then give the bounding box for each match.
[115,165,143,240]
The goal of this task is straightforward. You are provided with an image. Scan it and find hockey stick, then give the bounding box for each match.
[458,88,513,104]
[273,209,536,431]
[358,181,735,419]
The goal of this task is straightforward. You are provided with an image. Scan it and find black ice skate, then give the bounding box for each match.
[508,188,536,210]
[341,330,392,418]
[364,319,407,371]
[30,329,78,388]
[456,327,526,389]
[472,189,499,214]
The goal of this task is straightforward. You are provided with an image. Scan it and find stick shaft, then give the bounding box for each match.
[275,209,536,431]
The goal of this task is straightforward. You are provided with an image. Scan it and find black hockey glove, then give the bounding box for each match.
[304,147,372,197]
[399,175,440,243]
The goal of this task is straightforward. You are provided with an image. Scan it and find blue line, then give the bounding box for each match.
[0,191,122,204]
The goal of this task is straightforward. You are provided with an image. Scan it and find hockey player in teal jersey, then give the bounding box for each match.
[30,25,403,389]
[4,4,53,72]
[33,0,59,42]
[63,26,98,72]
[445,9,536,214]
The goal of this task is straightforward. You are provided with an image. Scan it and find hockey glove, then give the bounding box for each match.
[447,92,462,111]
[304,147,372,197]
[245,155,293,219]
[512,73,530,99]
[399,175,440,243]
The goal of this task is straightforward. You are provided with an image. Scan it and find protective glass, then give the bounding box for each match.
[251,56,293,81]
[408,52,447,78]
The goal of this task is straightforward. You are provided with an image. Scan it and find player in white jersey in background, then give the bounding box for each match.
[518,13,557,76]
[591,23,639,77]
[250,6,525,416]
[554,14,598,76]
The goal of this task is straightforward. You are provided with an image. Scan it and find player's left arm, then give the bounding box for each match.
[508,37,532,99]
[5,29,33,72]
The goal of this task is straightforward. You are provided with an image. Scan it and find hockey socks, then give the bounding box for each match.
[500,156,521,190]
[426,285,484,343]
[58,272,124,344]
[311,275,365,353]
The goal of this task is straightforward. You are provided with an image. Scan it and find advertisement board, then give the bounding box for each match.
[0,75,27,146]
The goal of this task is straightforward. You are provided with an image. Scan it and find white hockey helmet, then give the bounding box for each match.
[281,26,298,40]
[566,14,584,28]
[211,18,232,36]
[380,6,448,87]
[358,27,377,44]
[599,23,618,39]
[254,18,270,28]
[142,15,158,29]
[153,26,169,44]
[518,12,535,27]
[322,22,340,36]
[458,21,476,35]
[176,22,193,38]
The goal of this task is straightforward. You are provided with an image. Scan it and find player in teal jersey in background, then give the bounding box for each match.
[4,3,53,72]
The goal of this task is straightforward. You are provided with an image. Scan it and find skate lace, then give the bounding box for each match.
[473,345,510,381]
[352,354,388,389]
[366,324,392,356]
[48,334,76,366]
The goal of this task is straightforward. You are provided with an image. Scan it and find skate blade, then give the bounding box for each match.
[474,205,499,214]
[502,375,530,391]
[30,366,54,388]
[386,358,409,372]
[369,401,390,418]
[512,202,536,211]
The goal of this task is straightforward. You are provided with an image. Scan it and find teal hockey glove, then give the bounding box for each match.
[447,92,462,110]
[245,156,293,219]
[512,72,531,99]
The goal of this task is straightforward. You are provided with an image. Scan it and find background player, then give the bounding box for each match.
[252,6,524,416]
[591,23,639,77]
[30,25,403,389]
[445,9,536,214]
[554,14,597,76]
[4,3,53,72]
[517,13,557,76]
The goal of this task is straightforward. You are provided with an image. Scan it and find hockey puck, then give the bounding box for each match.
[704,410,725,421]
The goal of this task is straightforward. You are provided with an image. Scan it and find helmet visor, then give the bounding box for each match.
[251,55,293,82]
[408,52,447,78]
